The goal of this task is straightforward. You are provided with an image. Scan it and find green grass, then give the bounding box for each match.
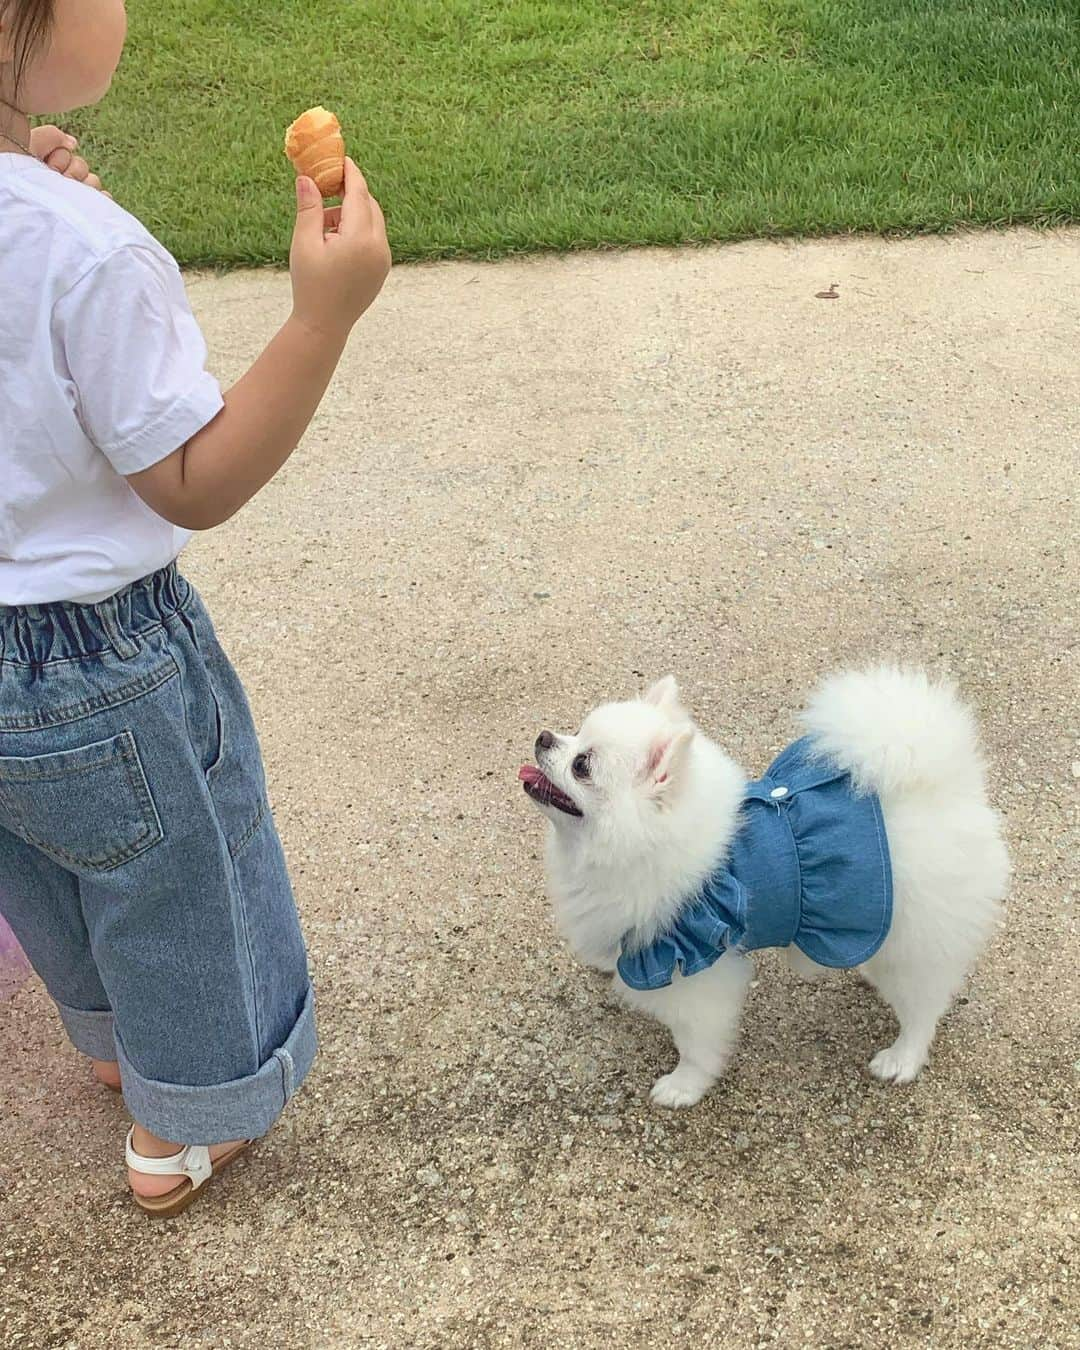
[67,0,1080,265]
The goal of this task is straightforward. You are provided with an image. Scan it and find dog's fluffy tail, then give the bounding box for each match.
[799,666,987,799]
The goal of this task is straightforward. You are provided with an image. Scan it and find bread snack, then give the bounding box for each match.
[284,106,346,199]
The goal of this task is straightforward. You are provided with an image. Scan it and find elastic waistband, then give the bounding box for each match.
[0,565,190,666]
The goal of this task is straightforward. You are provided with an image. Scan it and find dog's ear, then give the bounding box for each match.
[644,726,695,803]
[643,675,684,718]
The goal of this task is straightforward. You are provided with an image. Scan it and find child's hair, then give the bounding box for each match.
[1,0,54,94]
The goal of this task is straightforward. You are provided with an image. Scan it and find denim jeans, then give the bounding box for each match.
[0,565,316,1144]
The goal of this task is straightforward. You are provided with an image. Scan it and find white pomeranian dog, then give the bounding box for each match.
[519,668,1009,1108]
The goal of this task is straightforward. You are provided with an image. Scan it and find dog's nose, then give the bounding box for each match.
[536,730,557,755]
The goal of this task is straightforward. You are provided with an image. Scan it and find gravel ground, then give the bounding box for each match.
[1,231,1077,1349]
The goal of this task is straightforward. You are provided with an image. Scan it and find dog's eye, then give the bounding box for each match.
[572,753,591,781]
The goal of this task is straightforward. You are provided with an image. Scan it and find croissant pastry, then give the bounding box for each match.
[284,106,346,199]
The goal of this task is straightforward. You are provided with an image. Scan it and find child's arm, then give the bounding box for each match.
[128,159,390,531]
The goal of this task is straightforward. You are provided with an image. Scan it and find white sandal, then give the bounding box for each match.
[125,1127,250,1218]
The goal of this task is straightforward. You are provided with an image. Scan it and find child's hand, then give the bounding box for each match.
[29,126,109,196]
[289,157,391,339]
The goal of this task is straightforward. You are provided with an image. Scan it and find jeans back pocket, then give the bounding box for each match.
[0,731,163,873]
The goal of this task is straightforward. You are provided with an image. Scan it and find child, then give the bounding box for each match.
[0,0,391,1215]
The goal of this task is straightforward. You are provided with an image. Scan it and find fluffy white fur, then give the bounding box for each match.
[523,667,1009,1107]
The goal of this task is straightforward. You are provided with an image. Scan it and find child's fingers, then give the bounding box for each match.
[340,188,386,246]
[43,149,103,192]
[29,125,77,163]
[343,156,370,198]
[44,146,73,173]
[323,206,342,235]
[338,158,374,231]
[48,150,90,182]
[368,193,387,241]
[292,176,326,251]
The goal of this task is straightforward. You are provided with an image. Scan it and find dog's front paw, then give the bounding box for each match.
[869,1044,926,1085]
[649,1068,712,1109]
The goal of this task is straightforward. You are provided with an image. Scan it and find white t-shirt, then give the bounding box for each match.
[0,153,224,605]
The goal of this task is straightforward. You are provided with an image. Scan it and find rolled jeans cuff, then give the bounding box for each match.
[55,1001,118,1062]
[115,983,318,1145]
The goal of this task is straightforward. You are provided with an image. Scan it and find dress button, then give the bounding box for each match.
[770,785,789,799]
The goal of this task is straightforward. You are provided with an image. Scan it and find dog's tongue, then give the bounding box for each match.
[518,765,546,786]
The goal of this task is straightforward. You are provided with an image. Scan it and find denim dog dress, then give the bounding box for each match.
[617,737,894,990]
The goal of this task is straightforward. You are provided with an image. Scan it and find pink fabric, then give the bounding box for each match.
[0,914,31,1000]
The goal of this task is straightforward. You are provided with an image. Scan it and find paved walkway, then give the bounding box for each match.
[2,231,1077,1349]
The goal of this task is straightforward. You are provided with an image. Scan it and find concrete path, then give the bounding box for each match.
[1,231,1077,1349]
